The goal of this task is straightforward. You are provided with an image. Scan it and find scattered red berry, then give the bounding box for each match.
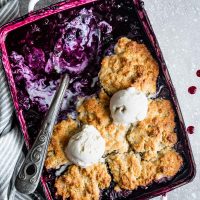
[196,70,200,77]
[188,86,197,94]
[187,126,194,134]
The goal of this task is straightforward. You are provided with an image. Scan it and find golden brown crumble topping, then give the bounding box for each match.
[138,160,157,187]
[55,163,111,200]
[99,37,159,95]
[127,99,177,161]
[77,90,129,154]
[43,38,183,200]
[156,149,183,180]
[45,118,79,169]
[108,149,183,190]
[107,152,141,190]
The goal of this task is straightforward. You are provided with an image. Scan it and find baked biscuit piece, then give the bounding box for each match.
[156,149,183,180]
[99,37,159,95]
[107,149,182,190]
[107,152,141,190]
[77,90,129,154]
[138,160,157,187]
[55,163,111,200]
[144,99,177,148]
[45,118,79,170]
[127,99,177,161]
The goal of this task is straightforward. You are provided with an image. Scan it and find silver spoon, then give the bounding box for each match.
[15,73,70,194]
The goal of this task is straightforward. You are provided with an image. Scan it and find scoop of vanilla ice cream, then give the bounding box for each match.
[110,87,148,124]
[65,125,105,168]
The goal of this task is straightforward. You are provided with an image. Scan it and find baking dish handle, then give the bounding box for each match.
[28,0,40,12]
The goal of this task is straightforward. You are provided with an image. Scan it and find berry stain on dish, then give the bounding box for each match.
[187,126,195,134]
[188,86,197,94]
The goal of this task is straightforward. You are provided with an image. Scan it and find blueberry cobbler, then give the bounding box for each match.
[7,0,183,200]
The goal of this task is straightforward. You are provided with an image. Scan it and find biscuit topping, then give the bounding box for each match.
[55,163,111,200]
[65,125,105,167]
[110,87,148,124]
[99,37,159,95]
[45,118,79,170]
[44,37,183,200]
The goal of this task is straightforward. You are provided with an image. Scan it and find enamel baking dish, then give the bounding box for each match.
[0,0,196,199]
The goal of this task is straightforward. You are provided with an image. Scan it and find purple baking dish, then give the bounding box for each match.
[0,0,196,199]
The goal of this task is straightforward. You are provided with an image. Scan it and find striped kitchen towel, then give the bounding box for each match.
[0,0,19,27]
[0,1,43,199]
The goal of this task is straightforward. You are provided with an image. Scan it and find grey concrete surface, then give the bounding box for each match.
[144,1,200,200]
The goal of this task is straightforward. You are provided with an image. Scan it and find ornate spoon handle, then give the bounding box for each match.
[15,74,70,194]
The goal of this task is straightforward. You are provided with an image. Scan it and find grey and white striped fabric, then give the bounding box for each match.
[0,1,34,200]
[0,0,20,27]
